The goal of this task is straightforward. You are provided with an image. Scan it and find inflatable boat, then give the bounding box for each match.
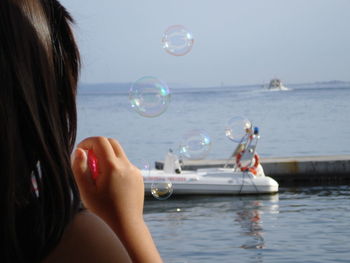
[142,167,278,195]
[143,125,279,196]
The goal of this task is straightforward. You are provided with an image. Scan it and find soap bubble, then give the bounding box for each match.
[129,76,171,117]
[162,25,194,56]
[225,116,252,142]
[179,129,211,160]
[138,159,151,177]
[151,181,173,200]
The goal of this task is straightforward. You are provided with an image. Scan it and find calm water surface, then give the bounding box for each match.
[77,84,350,165]
[145,186,350,263]
[77,83,350,262]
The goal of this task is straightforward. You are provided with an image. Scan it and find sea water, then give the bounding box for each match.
[144,187,350,263]
[77,82,350,164]
[77,82,350,262]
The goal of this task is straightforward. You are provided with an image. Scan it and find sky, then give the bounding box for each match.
[60,0,350,87]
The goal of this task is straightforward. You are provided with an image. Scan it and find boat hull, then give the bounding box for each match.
[143,169,279,195]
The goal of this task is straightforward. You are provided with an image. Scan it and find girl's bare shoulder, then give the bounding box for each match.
[43,210,131,263]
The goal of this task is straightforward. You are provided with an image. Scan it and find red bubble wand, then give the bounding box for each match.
[88,149,99,180]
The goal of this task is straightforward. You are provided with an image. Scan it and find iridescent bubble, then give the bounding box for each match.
[179,129,212,160]
[129,76,171,117]
[225,116,252,142]
[151,181,173,200]
[162,25,194,56]
[138,159,151,177]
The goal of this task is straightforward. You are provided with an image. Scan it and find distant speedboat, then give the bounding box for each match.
[267,78,288,91]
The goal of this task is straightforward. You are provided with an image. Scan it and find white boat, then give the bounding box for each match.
[142,167,279,195]
[142,125,279,196]
[267,78,288,91]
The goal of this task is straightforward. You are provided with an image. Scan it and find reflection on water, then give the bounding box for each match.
[234,200,265,249]
[144,187,350,262]
[232,195,279,263]
[144,194,280,262]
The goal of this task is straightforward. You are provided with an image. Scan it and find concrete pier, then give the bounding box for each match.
[155,155,350,186]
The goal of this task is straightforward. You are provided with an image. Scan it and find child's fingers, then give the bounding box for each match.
[71,148,95,193]
[107,138,129,162]
[76,137,118,176]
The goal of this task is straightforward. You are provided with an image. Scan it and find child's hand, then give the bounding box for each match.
[71,137,144,230]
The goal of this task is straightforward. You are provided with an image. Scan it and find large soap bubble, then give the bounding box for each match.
[129,76,171,117]
[179,129,212,160]
[151,181,173,200]
[162,25,194,56]
[225,116,252,142]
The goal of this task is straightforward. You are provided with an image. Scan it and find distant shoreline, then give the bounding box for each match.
[78,80,350,94]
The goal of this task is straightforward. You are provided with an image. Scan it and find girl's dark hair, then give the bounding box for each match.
[0,0,81,262]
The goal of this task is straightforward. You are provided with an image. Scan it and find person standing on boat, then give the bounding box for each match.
[163,149,182,174]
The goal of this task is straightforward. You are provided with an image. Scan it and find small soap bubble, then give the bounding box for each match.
[138,159,151,177]
[225,116,252,142]
[162,25,194,56]
[179,129,211,160]
[151,181,173,200]
[129,76,171,117]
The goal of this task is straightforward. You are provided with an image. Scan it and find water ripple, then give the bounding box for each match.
[145,186,350,262]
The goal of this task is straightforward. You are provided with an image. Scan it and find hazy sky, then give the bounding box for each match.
[60,0,350,87]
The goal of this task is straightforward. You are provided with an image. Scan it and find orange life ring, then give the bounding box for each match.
[236,152,260,175]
